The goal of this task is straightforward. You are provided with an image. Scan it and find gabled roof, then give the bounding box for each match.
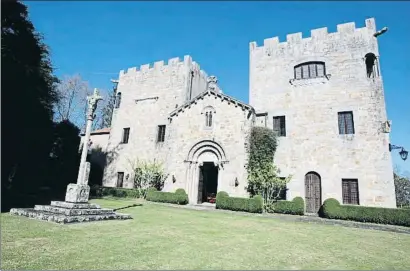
[80,127,111,136]
[169,89,254,118]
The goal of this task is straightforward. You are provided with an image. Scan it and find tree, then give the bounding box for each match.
[54,74,106,131]
[54,74,89,128]
[245,127,292,209]
[98,84,116,129]
[128,158,169,198]
[394,172,410,208]
[1,0,59,211]
[48,120,81,198]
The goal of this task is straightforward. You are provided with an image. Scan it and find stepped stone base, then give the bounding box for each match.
[10,201,132,224]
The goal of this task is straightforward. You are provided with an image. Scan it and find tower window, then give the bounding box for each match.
[338,111,355,135]
[294,62,326,80]
[122,127,130,144]
[342,179,359,205]
[157,125,166,142]
[273,116,286,137]
[365,53,379,78]
[115,92,122,108]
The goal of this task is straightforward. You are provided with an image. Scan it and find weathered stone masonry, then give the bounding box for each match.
[86,18,396,209]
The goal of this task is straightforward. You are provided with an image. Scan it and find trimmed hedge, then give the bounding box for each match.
[271,197,304,215]
[90,185,140,198]
[320,198,410,227]
[216,191,263,213]
[146,188,188,205]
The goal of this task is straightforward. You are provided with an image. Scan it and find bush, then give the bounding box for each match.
[271,197,304,215]
[215,191,263,213]
[146,188,188,205]
[320,198,410,227]
[90,185,140,199]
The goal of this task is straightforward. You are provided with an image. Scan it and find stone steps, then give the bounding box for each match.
[10,200,132,224]
[34,205,114,216]
[10,208,131,224]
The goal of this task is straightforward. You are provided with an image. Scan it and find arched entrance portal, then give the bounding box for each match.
[305,172,322,213]
[185,140,227,205]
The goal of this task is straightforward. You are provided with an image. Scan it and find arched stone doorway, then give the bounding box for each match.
[305,171,322,213]
[185,140,227,205]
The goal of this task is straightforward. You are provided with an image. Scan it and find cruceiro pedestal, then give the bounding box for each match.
[10,89,132,224]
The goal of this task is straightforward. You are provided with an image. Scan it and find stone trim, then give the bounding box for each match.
[169,89,255,119]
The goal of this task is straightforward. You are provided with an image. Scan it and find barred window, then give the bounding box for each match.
[342,179,359,205]
[273,116,286,137]
[294,62,326,80]
[157,125,166,142]
[122,127,130,144]
[338,111,355,135]
[117,172,124,188]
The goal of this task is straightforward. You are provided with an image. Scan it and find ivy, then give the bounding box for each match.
[245,126,291,209]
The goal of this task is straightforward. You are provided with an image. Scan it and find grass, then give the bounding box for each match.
[1,198,410,270]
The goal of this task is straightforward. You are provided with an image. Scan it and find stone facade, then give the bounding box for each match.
[86,18,396,209]
[250,18,395,208]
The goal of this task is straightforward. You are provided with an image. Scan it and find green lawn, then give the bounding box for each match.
[2,199,410,270]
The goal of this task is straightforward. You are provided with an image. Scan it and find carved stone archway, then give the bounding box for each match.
[184,140,228,204]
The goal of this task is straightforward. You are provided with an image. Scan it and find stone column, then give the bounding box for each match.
[65,88,103,203]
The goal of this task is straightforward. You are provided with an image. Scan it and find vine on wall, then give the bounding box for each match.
[245,126,291,208]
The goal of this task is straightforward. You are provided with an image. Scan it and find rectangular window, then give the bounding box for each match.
[302,65,309,79]
[295,66,302,80]
[309,63,317,78]
[117,172,124,188]
[122,128,130,144]
[342,179,359,205]
[273,116,286,137]
[157,125,166,142]
[338,111,354,135]
[278,178,287,200]
[317,63,325,77]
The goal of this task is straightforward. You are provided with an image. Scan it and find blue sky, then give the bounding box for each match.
[26,1,409,173]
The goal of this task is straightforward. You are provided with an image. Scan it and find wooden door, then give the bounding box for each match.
[197,166,204,204]
[305,172,321,213]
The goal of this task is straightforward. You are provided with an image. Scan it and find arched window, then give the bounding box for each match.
[364,53,379,78]
[294,61,326,80]
[205,111,213,127]
[115,92,122,108]
[202,106,215,128]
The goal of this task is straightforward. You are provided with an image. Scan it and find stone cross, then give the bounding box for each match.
[207,76,218,91]
[76,88,103,185]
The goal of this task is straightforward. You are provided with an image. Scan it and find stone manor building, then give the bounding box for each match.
[85,18,397,212]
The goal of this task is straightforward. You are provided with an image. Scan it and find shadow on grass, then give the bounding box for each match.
[113,203,143,212]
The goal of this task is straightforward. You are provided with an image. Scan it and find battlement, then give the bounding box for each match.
[250,18,377,51]
[119,55,208,79]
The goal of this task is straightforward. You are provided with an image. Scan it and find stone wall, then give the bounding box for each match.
[166,92,254,204]
[103,56,213,188]
[249,18,396,207]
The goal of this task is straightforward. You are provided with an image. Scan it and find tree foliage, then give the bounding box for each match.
[54,74,106,131]
[245,127,291,208]
[394,173,410,208]
[1,0,59,211]
[129,159,169,198]
[48,120,81,197]
[98,85,116,129]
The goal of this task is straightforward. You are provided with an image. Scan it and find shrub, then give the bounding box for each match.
[245,126,292,207]
[146,188,188,205]
[215,191,263,213]
[90,185,140,198]
[271,197,304,215]
[320,198,410,227]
